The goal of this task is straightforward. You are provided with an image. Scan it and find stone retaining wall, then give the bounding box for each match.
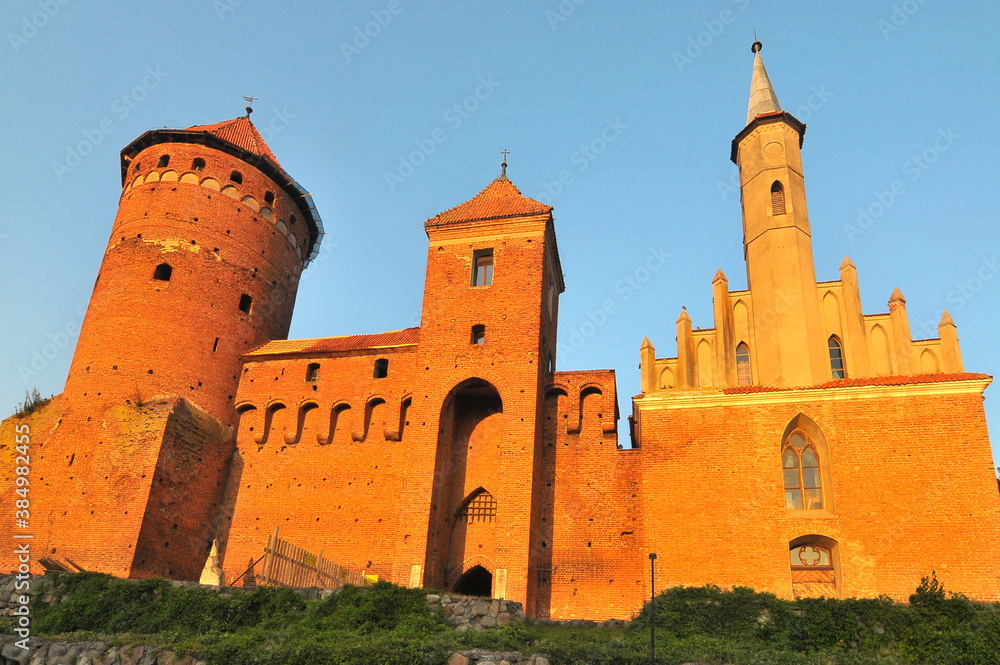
[426,594,525,631]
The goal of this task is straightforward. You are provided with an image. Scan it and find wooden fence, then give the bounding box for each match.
[257,527,373,590]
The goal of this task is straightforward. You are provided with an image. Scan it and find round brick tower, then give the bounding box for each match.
[63,114,323,425]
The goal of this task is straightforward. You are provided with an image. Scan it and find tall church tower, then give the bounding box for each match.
[731,42,828,387]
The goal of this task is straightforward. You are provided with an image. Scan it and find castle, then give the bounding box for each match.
[3,43,998,620]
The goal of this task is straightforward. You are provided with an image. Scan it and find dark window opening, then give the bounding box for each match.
[771,181,786,215]
[239,294,252,314]
[828,336,846,379]
[471,325,486,345]
[134,162,142,172]
[736,342,751,386]
[548,353,555,373]
[306,363,320,382]
[290,215,297,226]
[472,249,494,287]
[230,171,243,185]
[192,158,205,171]
[373,358,389,379]
[153,263,172,281]
[157,155,170,168]
[212,338,219,352]
[264,191,275,204]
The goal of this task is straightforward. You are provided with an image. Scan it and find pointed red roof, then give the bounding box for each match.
[185,116,280,167]
[427,175,552,226]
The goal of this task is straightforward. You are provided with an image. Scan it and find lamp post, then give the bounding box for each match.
[649,552,657,664]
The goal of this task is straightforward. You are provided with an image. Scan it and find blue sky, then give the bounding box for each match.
[2,1,999,465]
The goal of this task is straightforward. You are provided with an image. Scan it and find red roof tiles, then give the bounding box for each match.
[427,176,552,226]
[247,328,420,357]
[185,117,281,167]
[722,372,991,394]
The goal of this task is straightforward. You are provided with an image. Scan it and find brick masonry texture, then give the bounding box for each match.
[1,116,998,623]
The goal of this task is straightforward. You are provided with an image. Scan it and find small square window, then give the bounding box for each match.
[306,363,320,382]
[374,358,389,379]
[471,249,494,287]
[471,325,486,345]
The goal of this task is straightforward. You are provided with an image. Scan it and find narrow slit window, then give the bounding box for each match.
[771,181,786,215]
[192,158,205,171]
[238,294,252,314]
[157,155,170,168]
[306,363,320,382]
[230,171,243,185]
[472,249,494,287]
[373,358,389,379]
[736,342,751,386]
[212,338,219,352]
[153,263,172,281]
[471,325,486,345]
[828,336,846,379]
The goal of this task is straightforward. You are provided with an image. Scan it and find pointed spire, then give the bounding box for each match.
[840,256,856,271]
[889,287,906,305]
[677,306,691,324]
[641,336,654,350]
[747,41,782,125]
[938,310,956,328]
[712,268,728,284]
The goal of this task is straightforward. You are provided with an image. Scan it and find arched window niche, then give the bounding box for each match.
[789,535,841,599]
[780,414,835,516]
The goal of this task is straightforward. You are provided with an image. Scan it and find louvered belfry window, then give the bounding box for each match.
[771,181,785,215]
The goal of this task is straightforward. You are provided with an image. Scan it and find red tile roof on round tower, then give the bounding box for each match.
[185,116,281,168]
[426,174,552,226]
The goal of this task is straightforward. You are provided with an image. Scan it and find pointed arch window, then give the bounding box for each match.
[736,342,751,386]
[782,430,823,510]
[770,181,785,215]
[828,336,846,379]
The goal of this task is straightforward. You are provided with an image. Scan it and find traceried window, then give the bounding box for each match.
[790,542,837,599]
[782,430,823,510]
[736,342,751,386]
[828,336,846,379]
[771,181,785,215]
[472,249,494,287]
[458,489,497,524]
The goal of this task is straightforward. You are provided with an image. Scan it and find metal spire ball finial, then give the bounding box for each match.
[751,40,763,54]
[501,149,509,176]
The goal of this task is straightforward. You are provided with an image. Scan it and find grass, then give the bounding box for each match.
[8,572,999,665]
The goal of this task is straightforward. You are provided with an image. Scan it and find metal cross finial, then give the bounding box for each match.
[501,149,509,175]
[243,96,258,118]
